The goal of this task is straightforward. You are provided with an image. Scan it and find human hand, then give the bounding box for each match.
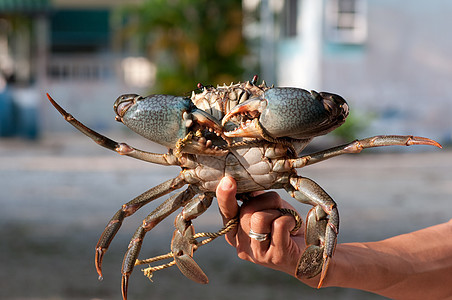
[217,176,452,298]
[215,176,307,277]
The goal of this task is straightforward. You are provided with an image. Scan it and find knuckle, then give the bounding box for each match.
[241,204,255,215]
[267,248,285,265]
[251,211,267,225]
[264,191,280,199]
[225,235,236,247]
[270,254,285,266]
[237,251,251,262]
[273,215,295,232]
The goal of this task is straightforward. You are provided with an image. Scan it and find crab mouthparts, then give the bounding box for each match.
[179,108,231,155]
[190,109,224,137]
[221,98,264,138]
[223,118,262,138]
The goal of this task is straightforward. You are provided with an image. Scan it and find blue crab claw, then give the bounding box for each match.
[222,88,349,140]
[114,94,227,155]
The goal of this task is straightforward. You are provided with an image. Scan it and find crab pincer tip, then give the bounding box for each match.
[95,247,105,280]
[46,93,55,103]
[121,274,129,300]
[317,256,331,289]
[431,140,443,149]
[410,136,442,149]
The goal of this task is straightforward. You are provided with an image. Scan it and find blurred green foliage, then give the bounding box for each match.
[332,110,374,142]
[118,0,247,95]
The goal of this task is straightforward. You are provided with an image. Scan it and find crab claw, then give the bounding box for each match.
[222,88,349,141]
[406,136,442,148]
[174,254,209,284]
[171,215,209,284]
[114,94,227,155]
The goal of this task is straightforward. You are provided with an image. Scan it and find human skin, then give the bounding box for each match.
[216,176,452,300]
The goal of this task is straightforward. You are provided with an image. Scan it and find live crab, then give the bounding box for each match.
[47,76,441,300]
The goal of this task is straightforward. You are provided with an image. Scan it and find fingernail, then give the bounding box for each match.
[220,176,234,190]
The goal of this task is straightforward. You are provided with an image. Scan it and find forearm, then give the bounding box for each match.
[323,220,452,299]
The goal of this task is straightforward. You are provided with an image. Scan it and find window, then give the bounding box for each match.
[50,9,110,53]
[325,0,367,44]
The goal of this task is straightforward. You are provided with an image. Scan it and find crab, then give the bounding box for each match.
[47,77,441,300]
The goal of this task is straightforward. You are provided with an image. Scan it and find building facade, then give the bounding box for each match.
[271,0,452,143]
[0,0,151,137]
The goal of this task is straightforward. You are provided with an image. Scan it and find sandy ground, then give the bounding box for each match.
[1,133,450,300]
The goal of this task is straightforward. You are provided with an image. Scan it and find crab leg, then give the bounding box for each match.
[95,175,186,280]
[285,176,339,288]
[171,193,214,284]
[292,135,442,168]
[121,187,197,300]
[46,94,178,165]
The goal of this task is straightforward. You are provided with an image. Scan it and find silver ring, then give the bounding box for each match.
[248,229,270,242]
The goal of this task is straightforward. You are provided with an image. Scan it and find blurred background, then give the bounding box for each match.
[1,0,451,299]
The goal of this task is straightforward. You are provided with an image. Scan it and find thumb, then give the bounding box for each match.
[216,176,239,222]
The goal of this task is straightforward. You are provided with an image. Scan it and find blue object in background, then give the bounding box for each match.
[16,103,39,140]
[0,85,15,137]
[0,83,40,140]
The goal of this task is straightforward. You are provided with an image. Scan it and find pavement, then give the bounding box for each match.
[1,133,451,300]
